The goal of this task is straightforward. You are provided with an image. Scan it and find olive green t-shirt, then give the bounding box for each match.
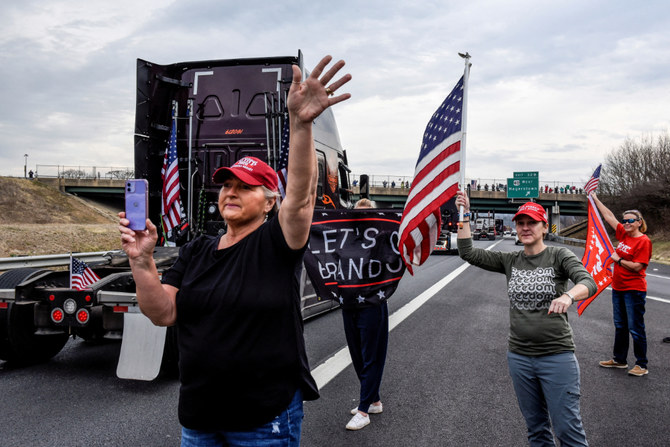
[458,238,597,356]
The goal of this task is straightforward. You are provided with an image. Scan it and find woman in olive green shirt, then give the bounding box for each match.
[455,191,596,447]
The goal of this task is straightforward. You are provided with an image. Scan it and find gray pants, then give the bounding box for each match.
[507,351,588,447]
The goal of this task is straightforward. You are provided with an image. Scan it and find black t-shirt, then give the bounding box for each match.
[162,216,319,431]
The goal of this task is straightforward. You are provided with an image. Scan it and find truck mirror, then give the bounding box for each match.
[359,174,369,198]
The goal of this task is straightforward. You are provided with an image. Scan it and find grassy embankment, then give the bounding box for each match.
[0,177,120,257]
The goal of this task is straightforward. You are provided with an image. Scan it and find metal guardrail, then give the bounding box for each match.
[546,234,586,247]
[0,251,122,272]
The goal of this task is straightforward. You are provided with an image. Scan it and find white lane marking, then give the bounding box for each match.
[311,239,503,390]
[647,273,670,280]
[388,262,470,332]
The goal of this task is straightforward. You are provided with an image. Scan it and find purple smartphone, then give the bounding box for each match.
[125,179,149,231]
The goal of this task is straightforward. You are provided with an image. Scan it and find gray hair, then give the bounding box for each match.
[354,198,376,209]
[262,185,280,215]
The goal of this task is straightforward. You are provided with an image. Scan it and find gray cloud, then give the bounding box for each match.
[1,0,669,186]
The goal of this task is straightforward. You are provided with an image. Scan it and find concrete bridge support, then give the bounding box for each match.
[547,203,561,234]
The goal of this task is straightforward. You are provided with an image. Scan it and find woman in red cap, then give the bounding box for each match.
[590,193,652,377]
[119,55,351,446]
[455,191,596,447]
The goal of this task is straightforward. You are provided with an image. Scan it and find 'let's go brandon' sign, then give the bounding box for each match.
[304,209,406,309]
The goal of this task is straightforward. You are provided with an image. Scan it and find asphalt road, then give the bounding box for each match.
[1,237,669,446]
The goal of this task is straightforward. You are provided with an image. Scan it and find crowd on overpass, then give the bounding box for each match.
[469,182,585,194]
[351,175,587,195]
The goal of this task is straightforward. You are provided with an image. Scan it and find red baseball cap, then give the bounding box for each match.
[212,156,279,192]
[512,202,547,223]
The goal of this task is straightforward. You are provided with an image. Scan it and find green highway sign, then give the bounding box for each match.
[513,171,539,179]
[507,171,539,198]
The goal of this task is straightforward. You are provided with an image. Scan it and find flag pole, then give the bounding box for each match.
[458,52,471,226]
[186,98,193,241]
[69,253,73,289]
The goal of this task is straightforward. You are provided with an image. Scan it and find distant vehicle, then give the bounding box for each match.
[473,217,496,240]
[495,218,504,235]
[433,230,458,255]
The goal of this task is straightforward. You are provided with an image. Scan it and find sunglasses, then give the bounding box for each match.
[621,218,639,224]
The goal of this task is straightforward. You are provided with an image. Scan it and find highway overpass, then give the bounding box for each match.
[36,177,587,233]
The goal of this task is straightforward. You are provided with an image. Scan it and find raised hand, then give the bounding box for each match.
[287,55,352,124]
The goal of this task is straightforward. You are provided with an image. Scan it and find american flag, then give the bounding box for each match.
[70,257,100,290]
[161,111,182,235]
[398,76,465,274]
[276,115,289,199]
[577,195,614,315]
[584,164,602,195]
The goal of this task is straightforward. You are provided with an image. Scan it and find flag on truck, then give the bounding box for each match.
[398,72,468,274]
[70,256,100,290]
[276,116,289,200]
[577,195,614,315]
[161,105,183,238]
[584,164,602,195]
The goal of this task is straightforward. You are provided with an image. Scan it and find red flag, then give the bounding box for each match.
[576,195,614,315]
[398,76,464,274]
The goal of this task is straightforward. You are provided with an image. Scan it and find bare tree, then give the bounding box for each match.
[60,169,88,179]
[106,169,135,179]
[599,131,670,236]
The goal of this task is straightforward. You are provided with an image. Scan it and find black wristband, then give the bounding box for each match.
[617,258,622,266]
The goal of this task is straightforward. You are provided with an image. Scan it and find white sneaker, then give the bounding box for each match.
[346,412,370,430]
[350,402,383,415]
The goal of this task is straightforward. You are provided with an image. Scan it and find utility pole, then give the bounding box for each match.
[24,153,28,178]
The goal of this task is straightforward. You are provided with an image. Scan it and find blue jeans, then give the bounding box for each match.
[611,289,648,368]
[180,389,303,447]
[342,302,389,413]
[507,351,588,447]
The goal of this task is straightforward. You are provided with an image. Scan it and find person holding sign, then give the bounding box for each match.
[590,193,652,377]
[343,198,389,431]
[455,191,596,447]
[119,55,351,446]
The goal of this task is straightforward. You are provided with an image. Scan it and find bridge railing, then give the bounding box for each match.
[466,179,586,195]
[351,174,415,189]
[27,167,587,195]
[34,164,135,180]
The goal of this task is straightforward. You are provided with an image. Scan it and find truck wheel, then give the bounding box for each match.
[0,268,69,365]
[160,326,179,378]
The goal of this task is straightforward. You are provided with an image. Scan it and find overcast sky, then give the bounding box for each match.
[1,0,668,185]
